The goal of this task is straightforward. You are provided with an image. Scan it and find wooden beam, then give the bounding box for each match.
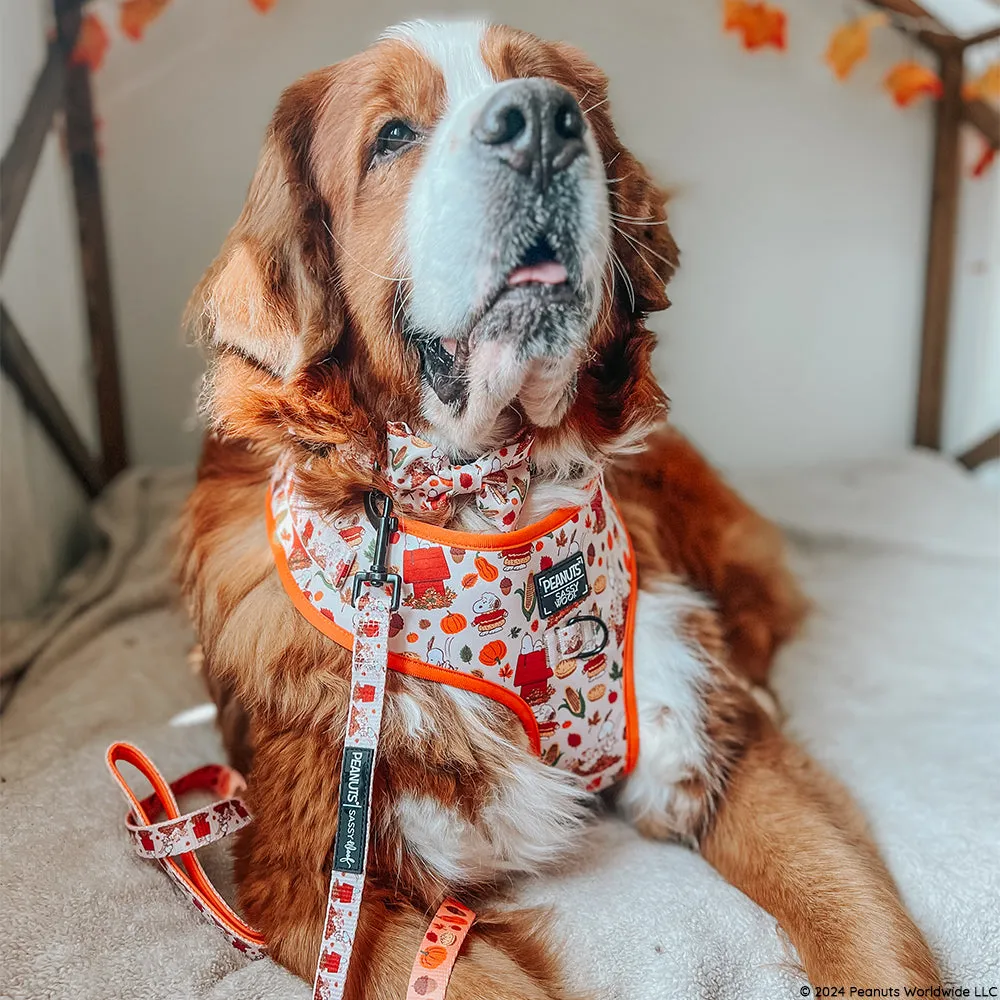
[914,47,964,451]
[957,430,1000,470]
[865,0,958,50]
[0,43,64,269]
[0,303,105,497]
[53,0,129,480]
[961,23,1000,48]
[865,1,998,148]
[964,97,1000,150]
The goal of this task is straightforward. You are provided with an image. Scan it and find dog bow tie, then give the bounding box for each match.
[383,422,533,531]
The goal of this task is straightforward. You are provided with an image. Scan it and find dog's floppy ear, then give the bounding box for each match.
[551,42,679,315]
[602,147,678,314]
[187,68,343,380]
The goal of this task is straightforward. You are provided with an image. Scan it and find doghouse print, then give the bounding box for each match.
[403,544,452,608]
[513,634,552,704]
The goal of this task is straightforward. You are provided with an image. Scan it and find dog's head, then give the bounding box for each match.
[191,20,677,485]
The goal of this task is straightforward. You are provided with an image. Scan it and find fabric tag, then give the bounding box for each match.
[333,746,374,874]
[535,551,590,619]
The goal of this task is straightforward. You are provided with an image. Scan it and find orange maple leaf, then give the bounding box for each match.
[972,141,996,179]
[884,62,943,107]
[724,0,787,52]
[963,63,1000,103]
[70,13,109,72]
[120,0,172,41]
[824,12,888,81]
[249,0,278,11]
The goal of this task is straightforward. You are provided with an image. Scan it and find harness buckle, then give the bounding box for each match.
[351,491,402,612]
[565,615,610,658]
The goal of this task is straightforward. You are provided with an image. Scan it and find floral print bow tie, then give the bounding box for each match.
[383,422,533,530]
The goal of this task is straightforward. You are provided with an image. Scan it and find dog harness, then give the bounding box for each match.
[108,427,638,1000]
[268,449,639,786]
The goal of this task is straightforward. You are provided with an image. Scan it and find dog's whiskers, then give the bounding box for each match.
[322,220,408,283]
[609,246,636,313]
[611,211,671,226]
[582,96,609,116]
[612,223,675,272]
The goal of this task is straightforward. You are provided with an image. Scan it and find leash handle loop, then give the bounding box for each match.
[106,742,267,957]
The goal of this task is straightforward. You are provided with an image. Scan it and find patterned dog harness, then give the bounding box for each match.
[108,428,638,999]
[268,459,639,788]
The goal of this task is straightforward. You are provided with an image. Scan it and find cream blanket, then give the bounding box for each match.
[3,452,998,999]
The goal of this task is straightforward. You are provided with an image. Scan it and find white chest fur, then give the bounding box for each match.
[395,579,720,885]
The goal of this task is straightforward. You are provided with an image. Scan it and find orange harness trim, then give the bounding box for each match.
[267,493,546,755]
[267,471,640,783]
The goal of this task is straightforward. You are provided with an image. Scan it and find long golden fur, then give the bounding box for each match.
[178,22,940,997]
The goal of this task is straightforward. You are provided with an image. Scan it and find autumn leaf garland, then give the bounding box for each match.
[722,2,998,176]
[71,0,276,71]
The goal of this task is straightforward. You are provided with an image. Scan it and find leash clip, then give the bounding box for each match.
[352,491,401,611]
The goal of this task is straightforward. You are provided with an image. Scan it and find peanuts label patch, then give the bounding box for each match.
[333,746,374,874]
[535,551,590,619]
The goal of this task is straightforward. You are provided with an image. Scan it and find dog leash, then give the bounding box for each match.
[107,492,475,998]
[106,742,267,958]
[311,492,475,998]
[108,734,474,996]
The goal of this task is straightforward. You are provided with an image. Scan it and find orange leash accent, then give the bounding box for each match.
[106,742,267,956]
[107,749,477,991]
[406,899,477,999]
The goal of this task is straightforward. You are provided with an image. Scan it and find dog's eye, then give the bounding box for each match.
[372,120,419,164]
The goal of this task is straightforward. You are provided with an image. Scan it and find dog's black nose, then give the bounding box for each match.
[473,79,585,190]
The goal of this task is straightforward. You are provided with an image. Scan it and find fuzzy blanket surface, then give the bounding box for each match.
[2,452,998,1000]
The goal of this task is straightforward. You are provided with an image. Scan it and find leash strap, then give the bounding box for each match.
[106,742,267,958]
[405,899,477,999]
[107,741,477,995]
[312,584,391,1000]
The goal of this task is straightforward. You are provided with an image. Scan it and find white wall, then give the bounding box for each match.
[1,0,96,617]
[91,0,999,469]
[946,122,1000,457]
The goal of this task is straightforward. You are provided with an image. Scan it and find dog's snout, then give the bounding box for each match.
[473,79,585,190]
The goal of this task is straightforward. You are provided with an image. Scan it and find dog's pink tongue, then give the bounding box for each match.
[508,261,568,286]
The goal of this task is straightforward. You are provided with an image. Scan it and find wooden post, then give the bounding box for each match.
[1,304,105,497]
[913,46,963,450]
[53,0,128,479]
[0,44,64,269]
[957,430,1000,471]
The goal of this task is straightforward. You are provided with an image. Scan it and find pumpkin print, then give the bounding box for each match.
[440,612,467,634]
[473,556,499,581]
[419,945,448,969]
[478,640,507,666]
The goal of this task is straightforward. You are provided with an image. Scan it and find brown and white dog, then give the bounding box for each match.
[179,20,940,997]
